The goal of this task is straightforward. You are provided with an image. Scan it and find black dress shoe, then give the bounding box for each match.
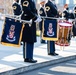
[48,53,58,56]
[24,59,37,63]
[41,40,46,44]
[41,42,46,44]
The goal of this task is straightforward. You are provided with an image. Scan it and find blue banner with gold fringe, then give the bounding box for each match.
[1,17,24,47]
[42,19,58,41]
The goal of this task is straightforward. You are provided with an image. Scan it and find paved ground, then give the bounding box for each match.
[18,59,76,75]
[0,20,76,75]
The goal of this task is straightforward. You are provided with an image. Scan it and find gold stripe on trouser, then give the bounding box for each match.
[47,41,50,54]
[40,31,42,41]
[23,42,27,58]
[40,31,43,41]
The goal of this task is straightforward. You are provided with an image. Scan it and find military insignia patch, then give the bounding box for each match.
[6,25,16,42]
[13,6,17,10]
[23,1,29,7]
[1,17,24,47]
[45,6,50,11]
[74,10,76,13]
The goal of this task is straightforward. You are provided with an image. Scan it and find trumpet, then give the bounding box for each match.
[0,13,32,24]
[41,16,65,20]
[41,16,75,21]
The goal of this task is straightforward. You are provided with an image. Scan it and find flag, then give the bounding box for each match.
[42,19,58,41]
[1,17,24,47]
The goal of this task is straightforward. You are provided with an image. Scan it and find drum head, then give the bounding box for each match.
[58,21,72,27]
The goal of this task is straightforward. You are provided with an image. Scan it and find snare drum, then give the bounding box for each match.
[55,20,72,46]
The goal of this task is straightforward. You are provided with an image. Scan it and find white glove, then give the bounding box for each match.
[34,16,42,23]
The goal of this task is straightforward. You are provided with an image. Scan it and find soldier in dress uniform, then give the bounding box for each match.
[12,0,23,45]
[73,6,76,18]
[45,0,58,56]
[21,0,42,63]
[72,6,76,37]
[69,10,74,19]
[39,0,46,44]
[12,0,22,16]
[63,4,69,20]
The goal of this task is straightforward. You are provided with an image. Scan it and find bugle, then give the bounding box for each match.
[0,13,32,24]
[41,16,75,21]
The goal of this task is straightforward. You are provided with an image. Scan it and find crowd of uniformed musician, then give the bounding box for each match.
[11,0,76,63]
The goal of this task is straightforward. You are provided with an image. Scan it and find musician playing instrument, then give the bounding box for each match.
[12,0,22,16]
[21,0,42,63]
[55,4,73,46]
[69,10,74,19]
[72,6,76,37]
[45,0,58,56]
[63,4,69,20]
[39,0,46,44]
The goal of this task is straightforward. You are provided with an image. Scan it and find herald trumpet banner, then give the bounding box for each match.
[0,14,32,47]
[41,16,73,47]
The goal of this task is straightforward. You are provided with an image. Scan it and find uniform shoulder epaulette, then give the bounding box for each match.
[45,6,50,11]
[23,0,29,7]
[13,6,17,10]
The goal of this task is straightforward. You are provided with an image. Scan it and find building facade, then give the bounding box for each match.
[0,0,75,14]
[0,0,13,14]
[55,0,75,10]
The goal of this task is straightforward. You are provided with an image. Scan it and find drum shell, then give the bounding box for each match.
[55,21,72,46]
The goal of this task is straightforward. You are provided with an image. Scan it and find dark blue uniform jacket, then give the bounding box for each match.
[12,3,22,15]
[39,7,46,31]
[45,0,58,17]
[21,0,37,43]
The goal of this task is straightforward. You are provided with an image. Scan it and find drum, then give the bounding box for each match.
[55,20,72,46]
